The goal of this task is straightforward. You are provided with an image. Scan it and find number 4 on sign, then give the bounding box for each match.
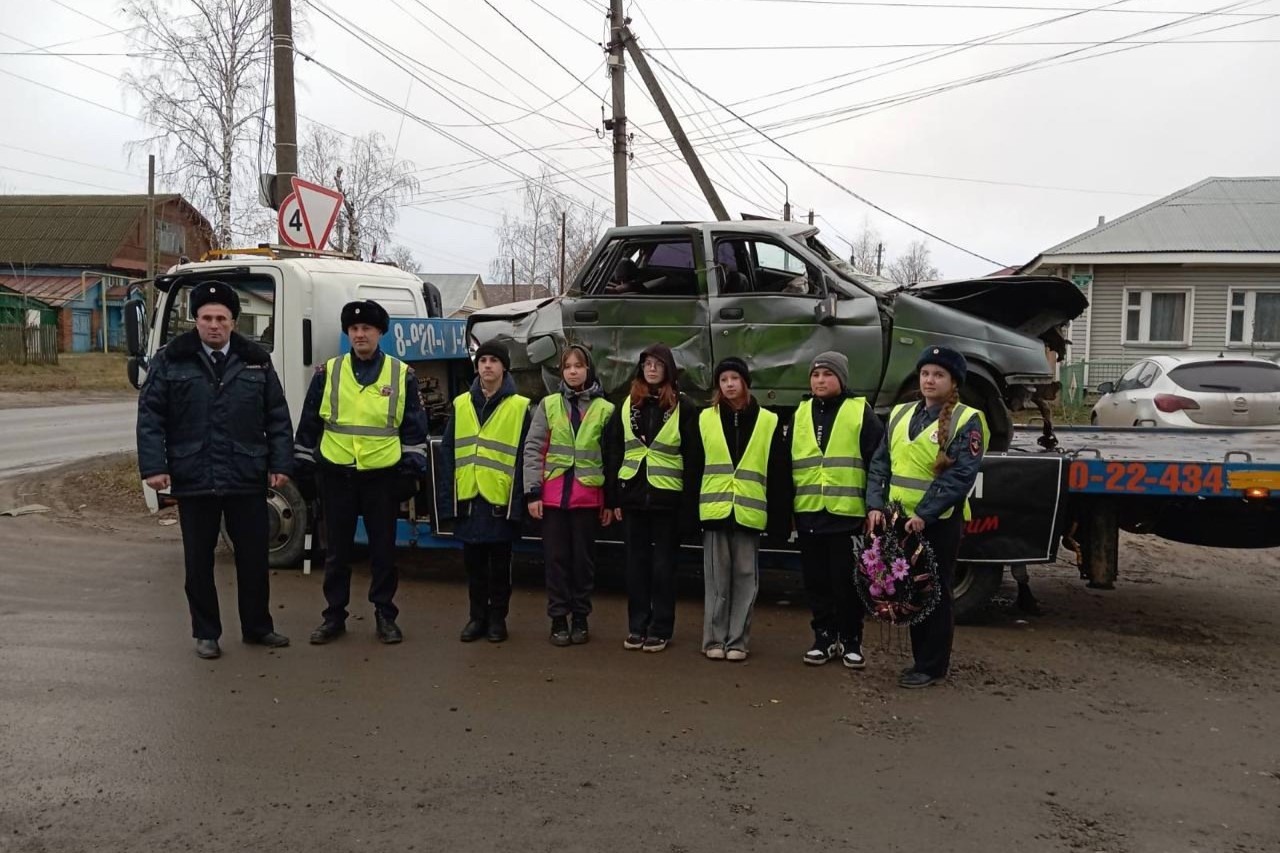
[278,192,310,248]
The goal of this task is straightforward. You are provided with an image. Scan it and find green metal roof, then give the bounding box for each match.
[0,194,181,266]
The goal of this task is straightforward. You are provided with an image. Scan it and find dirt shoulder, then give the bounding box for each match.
[0,458,1277,852]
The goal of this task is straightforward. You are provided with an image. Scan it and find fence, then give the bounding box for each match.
[0,324,59,365]
[1060,360,1133,406]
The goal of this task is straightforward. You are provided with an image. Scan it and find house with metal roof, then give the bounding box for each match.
[417,273,487,318]
[0,194,213,351]
[481,283,553,307]
[1021,177,1280,383]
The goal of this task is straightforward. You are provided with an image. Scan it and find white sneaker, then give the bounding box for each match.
[725,649,748,662]
[842,646,866,669]
[802,635,843,666]
[704,646,726,660]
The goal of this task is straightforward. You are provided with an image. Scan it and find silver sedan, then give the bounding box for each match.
[1091,354,1280,428]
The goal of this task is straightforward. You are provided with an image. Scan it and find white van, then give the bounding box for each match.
[125,250,433,566]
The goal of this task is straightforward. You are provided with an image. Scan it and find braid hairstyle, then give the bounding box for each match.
[932,386,961,476]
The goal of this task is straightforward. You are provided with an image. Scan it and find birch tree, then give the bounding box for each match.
[299,126,420,259]
[122,0,271,247]
[887,240,941,285]
[848,218,883,276]
[489,169,607,292]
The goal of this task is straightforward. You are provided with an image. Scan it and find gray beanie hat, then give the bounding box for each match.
[810,351,849,390]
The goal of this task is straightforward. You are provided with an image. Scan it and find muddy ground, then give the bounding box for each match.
[0,455,1277,853]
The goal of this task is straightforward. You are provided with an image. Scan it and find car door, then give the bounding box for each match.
[1127,361,1163,425]
[560,232,712,401]
[707,232,882,407]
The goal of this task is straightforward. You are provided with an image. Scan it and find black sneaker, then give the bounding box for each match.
[623,634,645,650]
[550,616,571,647]
[899,671,944,689]
[641,637,668,653]
[841,641,866,670]
[802,633,843,666]
[570,615,589,645]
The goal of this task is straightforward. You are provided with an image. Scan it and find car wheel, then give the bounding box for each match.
[1090,411,1098,425]
[218,480,309,568]
[954,562,1004,624]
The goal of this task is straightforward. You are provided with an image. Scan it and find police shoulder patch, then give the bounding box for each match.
[968,431,982,456]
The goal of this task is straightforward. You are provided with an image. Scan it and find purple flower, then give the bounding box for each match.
[869,583,884,598]
[883,581,896,597]
[891,558,910,581]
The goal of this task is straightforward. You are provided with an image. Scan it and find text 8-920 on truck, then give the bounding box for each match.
[467,221,1087,449]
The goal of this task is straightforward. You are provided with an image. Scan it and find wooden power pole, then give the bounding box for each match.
[146,154,157,313]
[623,27,729,221]
[607,0,629,226]
[271,0,298,208]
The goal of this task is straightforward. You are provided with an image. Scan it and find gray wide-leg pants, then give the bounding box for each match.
[702,529,761,652]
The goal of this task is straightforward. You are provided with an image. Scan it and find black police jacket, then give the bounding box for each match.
[136,330,294,496]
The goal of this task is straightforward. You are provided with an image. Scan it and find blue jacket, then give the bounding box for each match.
[136,330,293,496]
[436,374,532,544]
[866,400,984,525]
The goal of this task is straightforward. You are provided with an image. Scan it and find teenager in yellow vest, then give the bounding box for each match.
[866,346,988,689]
[694,358,789,661]
[788,351,884,669]
[602,343,701,653]
[293,300,429,647]
[522,345,615,646]
[437,342,532,643]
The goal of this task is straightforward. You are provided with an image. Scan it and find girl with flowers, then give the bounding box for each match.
[865,347,988,689]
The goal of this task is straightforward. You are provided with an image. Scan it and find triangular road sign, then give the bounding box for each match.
[291,177,344,250]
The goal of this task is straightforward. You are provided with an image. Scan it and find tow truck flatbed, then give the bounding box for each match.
[1007,425,1280,589]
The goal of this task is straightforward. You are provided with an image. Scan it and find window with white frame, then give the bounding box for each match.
[1228,288,1280,346]
[1123,288,1192,345]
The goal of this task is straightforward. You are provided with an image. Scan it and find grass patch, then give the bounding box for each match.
[66,454,147,512]
[1013,400,1096,427]
[0,352,134,393]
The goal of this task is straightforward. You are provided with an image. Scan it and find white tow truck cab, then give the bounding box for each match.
[124,245,436,566]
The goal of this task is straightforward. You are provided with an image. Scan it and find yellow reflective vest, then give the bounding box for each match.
[543,395,615,487]
[791,397,868,518]
[886,401,989,520]
[453,392,531,506]
[698,405,779,531]
[618,398,684,492]
[319,353,407,471]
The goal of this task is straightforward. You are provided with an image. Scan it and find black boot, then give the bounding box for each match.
[570,614,589,645]
[549,616,571,647]
[487,615,509,643]
[375,613,403,644]
[460,618,487,643]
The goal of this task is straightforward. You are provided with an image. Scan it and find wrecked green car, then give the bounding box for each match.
[466,221,1086,449]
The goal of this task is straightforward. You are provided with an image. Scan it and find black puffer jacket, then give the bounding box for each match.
[136,330,294,496]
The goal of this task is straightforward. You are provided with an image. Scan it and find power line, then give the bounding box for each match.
[0,165,135,193]
[643,52,1005,265]
[645,38,1280,50]
[695,0,1272,13]
[0,67,140,121]
[0,142,145,179]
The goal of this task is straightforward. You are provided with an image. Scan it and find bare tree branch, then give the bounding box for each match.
[121,0,271,247]
[299,126,419,259]
[887,240,941,286]
[490,168,606,293]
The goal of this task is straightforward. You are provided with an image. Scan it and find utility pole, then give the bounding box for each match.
[271,0,298,209]
[624,27,729,221]
[807,209,815,226]
[510,258,516,303]
[607,0,628,226]
[145,154,157,313]
[875,242,884,277]
[759,161,789,221]
[559,210,567,295]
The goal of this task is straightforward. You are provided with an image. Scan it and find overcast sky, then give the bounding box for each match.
[2,0,1278,277]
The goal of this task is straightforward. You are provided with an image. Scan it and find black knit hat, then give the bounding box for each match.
[475,341,511,371]
[916,345,968,385]
[341,299,389,334]
[189,281,241,319]
[714,356,751,388]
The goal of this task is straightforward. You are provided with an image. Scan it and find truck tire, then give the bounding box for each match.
[218,480,309,568]
[953,562,1003,624]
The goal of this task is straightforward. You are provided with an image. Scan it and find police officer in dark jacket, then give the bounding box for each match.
[293,300,429,645]
[136,281,294,659]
